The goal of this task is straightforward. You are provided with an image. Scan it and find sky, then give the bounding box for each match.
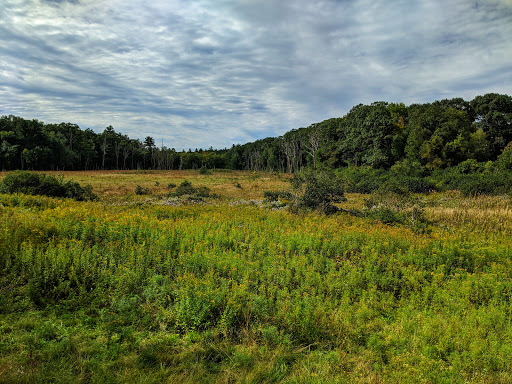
[1,0,511,150]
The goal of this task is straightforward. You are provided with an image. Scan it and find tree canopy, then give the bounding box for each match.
[1,93,511,172]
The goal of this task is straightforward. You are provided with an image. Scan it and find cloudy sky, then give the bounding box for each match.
[1,0,511,149]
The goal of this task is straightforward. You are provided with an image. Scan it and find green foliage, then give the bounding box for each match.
[496,142,512,170]
[455,158,483,174]
[170,180,211,199]
[336,166,388,193]
[2,92,512,173]
[290,169,346,214]
[429,167,512,196]
[263,190,292,202]
[363,182,430,232]
[199,165,212,175]
[174,180,195,195]
[0,171,97,201]
[135,185,151,195]
[390,159,425,177]
[1,190,512,382]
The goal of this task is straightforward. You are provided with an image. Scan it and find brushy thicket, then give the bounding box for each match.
[199,165,212,175]
[362,182,430,234]
[289,169,346,214]
[335,165,512,196]
[1,192,512,383]
[263,170,429,232]
[0,171,97,201]
[135,185,151,195]
[336,166,436,194]
[169,180,211,199]
[430,168,512,197]
[264,169,346,215]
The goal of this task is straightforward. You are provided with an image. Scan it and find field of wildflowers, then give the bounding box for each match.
[1,170,511,383]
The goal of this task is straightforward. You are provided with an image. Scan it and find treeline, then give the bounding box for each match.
[1,93,511,172]
[228,93,512,173]
[0,121,227,171]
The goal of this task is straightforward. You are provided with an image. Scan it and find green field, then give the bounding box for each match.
[1,170,512,383]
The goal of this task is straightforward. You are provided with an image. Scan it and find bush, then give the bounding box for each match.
[397,176,436,194]
[456,159,483,174]
[364,206,404,224]
[195,186,211,198]
[390,159,426,177]
[0,171,97,201]
[170,180,211,199]
[364,182,413,213]
[263,190,292,202]
[290,169,346,214]
[135,185,151,195]
[199,165,212,175]
[336,166,388,193]
[173,180,196,196]
[363,182,430,232]
[430,168,512,196]
[458,174,512,196]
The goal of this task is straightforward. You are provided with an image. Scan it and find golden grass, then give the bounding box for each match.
[2,170,512,238]
[0,170,292,200]
[423,191,512,236]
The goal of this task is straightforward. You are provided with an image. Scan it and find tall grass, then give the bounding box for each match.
[1,182,512,383]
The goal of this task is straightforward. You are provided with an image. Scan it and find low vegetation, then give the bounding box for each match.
[170,180,211,199]
[0,170,97,201]
[1,169,512,383]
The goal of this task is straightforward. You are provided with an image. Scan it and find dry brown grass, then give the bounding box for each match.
[424,192,512,237]
[0,170,292,200]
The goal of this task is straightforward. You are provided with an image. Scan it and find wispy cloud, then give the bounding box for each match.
[1,0,511,149]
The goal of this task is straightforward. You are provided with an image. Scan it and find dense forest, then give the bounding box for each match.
[1,93,511,173]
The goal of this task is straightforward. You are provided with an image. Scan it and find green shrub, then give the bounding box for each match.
[174,180,196,196]
[390,159,426,177]
[430,168,512,196]
[458,174,512,196]
[195,186,211,198]
[290,169,346,214]
[456,159,483,174]
[135,185,151,195]
[263,190,292,202]
[336,166,437,194]
[336,166,388,193]
[199,165,212,175]
[397,176,436,194]
[170,180,210,199]
[363,182,430,232]
[0,171,97,201]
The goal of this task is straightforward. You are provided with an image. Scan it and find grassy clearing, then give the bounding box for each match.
[1,171,512,383]
[424,192,512,238]
[0,170,290,200]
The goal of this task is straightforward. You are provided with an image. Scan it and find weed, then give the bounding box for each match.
[1,171,511,383]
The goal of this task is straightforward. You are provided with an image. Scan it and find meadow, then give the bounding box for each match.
[1,170,512,383]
